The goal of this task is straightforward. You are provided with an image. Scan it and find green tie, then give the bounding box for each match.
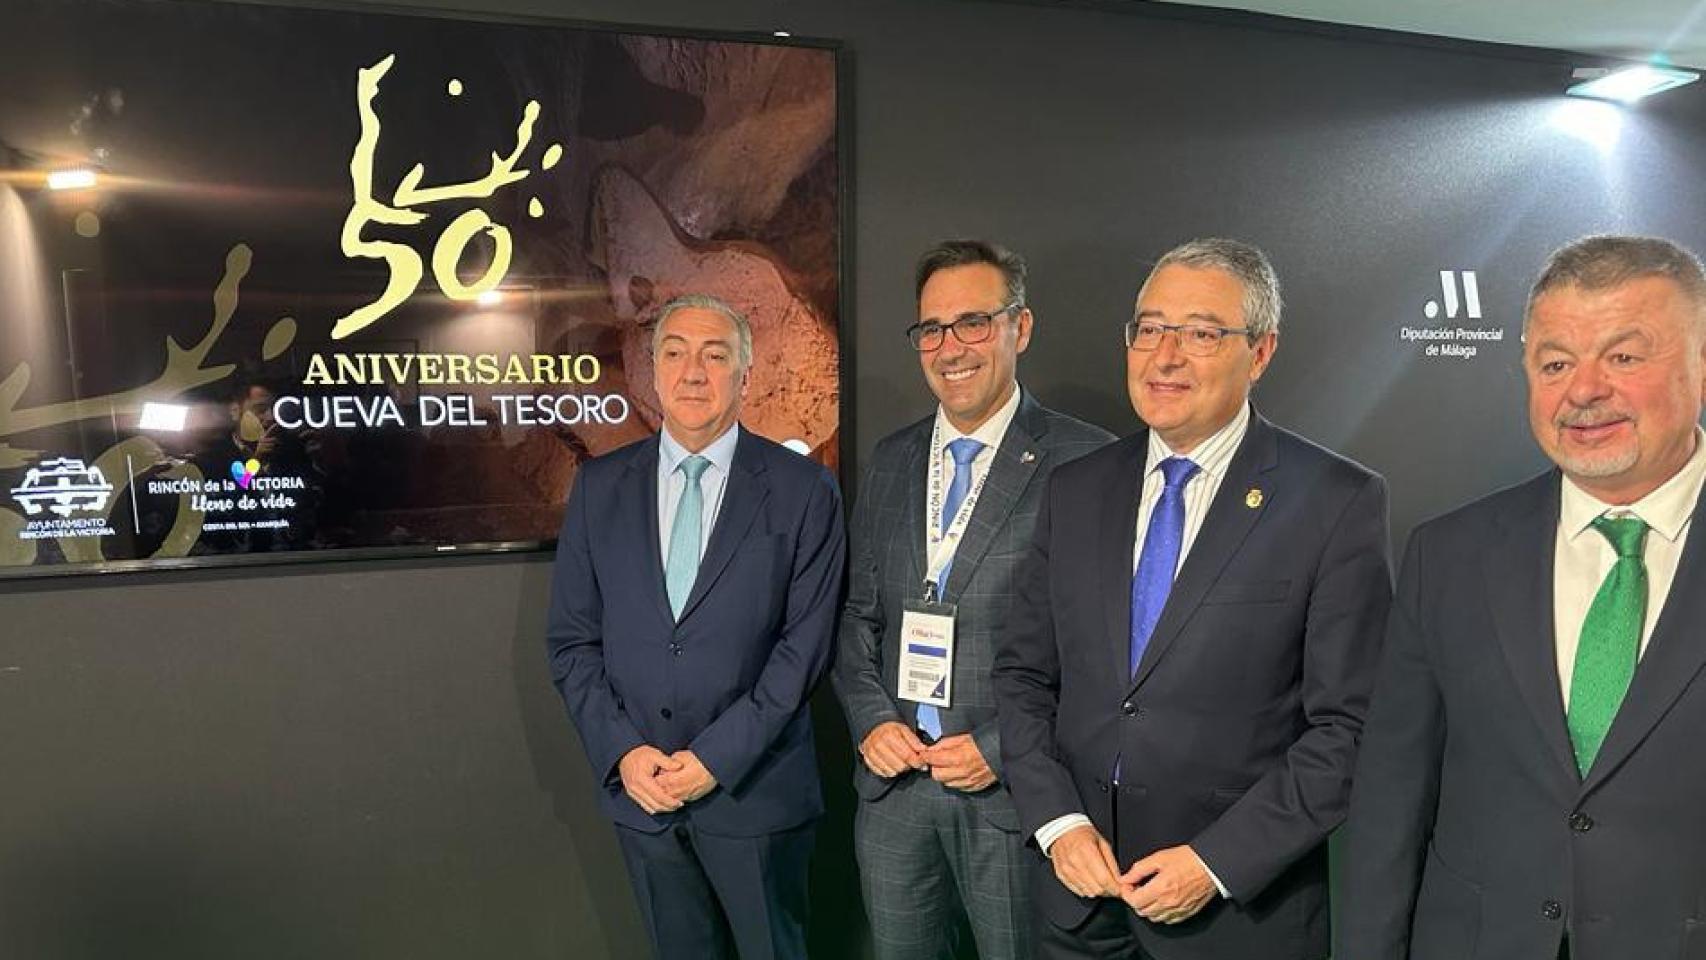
[1567,515,1648,776]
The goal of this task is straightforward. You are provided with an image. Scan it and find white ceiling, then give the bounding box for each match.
[1152,0,1706,70]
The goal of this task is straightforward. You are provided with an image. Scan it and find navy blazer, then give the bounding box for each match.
[546,428,846,837]
[995,412,1392,960]
[1340,470,1706,960]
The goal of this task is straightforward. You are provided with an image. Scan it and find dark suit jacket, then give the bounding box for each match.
[994,412,1392,960]
[833,391,1113,829]
[1339,470,1706,960]
[546,428,846,837]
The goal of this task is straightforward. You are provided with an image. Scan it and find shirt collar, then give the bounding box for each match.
[933,383,1023,457]
[660,422,740,478]
[1145,401,1251,481]
[1560,425,1706,544]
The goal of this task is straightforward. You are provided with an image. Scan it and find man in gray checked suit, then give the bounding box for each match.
[833,239,1113,959]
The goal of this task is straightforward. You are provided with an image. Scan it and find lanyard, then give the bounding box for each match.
[924,418,992,593]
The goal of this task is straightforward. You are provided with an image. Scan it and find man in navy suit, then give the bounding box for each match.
[994,238,1391,959]
[546,293,846,960]
[1340,236,1706,960]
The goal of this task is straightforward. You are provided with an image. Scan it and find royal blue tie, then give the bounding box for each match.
[1114,456,1198,785]
[1130,457,1199,676]
[917,436,984,740]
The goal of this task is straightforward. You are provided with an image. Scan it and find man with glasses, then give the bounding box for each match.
[994,238,1392,959]
[834,239,1112,959]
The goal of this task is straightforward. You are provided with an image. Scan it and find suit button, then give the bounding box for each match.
[1121,701,1136,717]
[670,643,682,656]
[660,708,673,719]
[1541,900,1563,920]
[1569,812,1594,832]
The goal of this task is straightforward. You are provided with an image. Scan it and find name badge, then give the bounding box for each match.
[898,596,955,709]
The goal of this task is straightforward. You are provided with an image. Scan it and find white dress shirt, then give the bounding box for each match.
[1034,404,1252,896]
[1554,426,1706,698]
[657,423,740,566]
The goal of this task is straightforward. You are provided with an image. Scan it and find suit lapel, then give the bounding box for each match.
[629,436,675,628]
[942,393,1047,599]
[900,425,931,589]
[1583,483,1706,794]
[1100,436,1148,685]
[1129,415,1276,694]
[677,428,769,622]
[1484,473,1580,780]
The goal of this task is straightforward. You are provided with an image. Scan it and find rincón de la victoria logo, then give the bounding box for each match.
[230,458,262,490]
[9,457,118,540]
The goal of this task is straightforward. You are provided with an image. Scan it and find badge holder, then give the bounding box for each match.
[898,578,957,719]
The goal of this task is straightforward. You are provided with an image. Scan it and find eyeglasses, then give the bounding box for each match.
[906,303,1019,352]
[1123,319,1253,356]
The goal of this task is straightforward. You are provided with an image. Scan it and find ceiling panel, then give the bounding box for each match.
[1151,0,1706,69]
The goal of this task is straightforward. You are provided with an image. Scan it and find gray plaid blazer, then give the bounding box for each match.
[833,390,1113,829]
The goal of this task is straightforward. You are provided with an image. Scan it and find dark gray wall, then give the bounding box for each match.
[6,1,1705,957]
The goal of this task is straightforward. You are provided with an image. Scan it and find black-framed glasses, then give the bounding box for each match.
[1123,319,1253,356]
[906,302,1019,352]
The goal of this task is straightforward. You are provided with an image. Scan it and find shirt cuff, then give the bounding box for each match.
[1036,813,1094,855]
[1190,846,1229,899]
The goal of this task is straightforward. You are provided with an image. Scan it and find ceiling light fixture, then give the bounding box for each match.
[1567,64,1699,104]
[46,169,98,191]
[137,402,190,432]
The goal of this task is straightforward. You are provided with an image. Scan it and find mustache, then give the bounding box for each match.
[1556,406,1630,428]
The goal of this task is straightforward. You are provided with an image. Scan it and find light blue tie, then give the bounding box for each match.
[1114,456,1197,783]
[917,437,984,740]
[666,455,711,620]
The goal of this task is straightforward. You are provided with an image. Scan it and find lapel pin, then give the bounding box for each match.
[1245,488,1263,509]
[1020,450,1036,464]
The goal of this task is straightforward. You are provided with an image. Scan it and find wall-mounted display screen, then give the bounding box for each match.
[0,0,842,577]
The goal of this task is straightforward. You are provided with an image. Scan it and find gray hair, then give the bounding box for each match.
[651,294,754,371]
[915,238,1028,308]
[1525,235,1706,334]
[1139,238,1282,339]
